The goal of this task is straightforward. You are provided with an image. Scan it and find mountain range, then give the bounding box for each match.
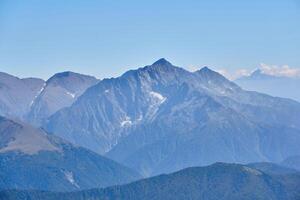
[0,58,300,197]
[236,69,300,102]
[42,59,300,176]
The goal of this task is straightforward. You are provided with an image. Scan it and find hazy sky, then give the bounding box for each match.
[0,0,299,80]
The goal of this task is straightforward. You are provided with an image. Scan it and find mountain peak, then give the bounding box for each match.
[196,66,223,78]
[251,69,262,76]
[198,66,214,73]
[250,69,270,78]
[50,71,76,79]
[243,69,274,80]
[127,58,179,76]
[152,58,172,66]
[46,71,97,85]
[121,58,184,82]
[194,66,240,91]
[47,71,75,83]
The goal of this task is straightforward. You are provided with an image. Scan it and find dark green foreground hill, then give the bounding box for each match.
[1,163,299,200]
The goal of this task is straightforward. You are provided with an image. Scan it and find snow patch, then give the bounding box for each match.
[30,83,46,107]
[144,91,167,120]
[137,114,143,121]
[64,171,79,188]
[66,91,76,98]
[243,166,262,176]
[150,91,166,103]
[121,116,132,127]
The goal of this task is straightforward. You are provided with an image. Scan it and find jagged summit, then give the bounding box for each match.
[250,69,274,79]
[196,66,220,76]
[193,66,241,93]
[152,58,172,66]
[199,66,212,72]
[145,58,176,73]
[122,58,184,79]
[249,69,268,78]
[195,66,229,82]
[237,69,273,81]
[251,69,262,76]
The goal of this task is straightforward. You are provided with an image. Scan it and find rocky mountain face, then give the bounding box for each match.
[236,69,300,102]
[0,116,140,191]
[1,162,300,200]
[0,72,45,120]
[44,59,300,176]
[26,71,98,126]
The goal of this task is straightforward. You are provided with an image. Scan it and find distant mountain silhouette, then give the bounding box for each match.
[236,69,300,102]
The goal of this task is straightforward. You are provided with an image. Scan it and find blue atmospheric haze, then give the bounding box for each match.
[0,0,299,79]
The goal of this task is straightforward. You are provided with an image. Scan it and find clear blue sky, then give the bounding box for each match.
[0,0,299,79]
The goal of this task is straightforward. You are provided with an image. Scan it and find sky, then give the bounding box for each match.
[0,0,300,80]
